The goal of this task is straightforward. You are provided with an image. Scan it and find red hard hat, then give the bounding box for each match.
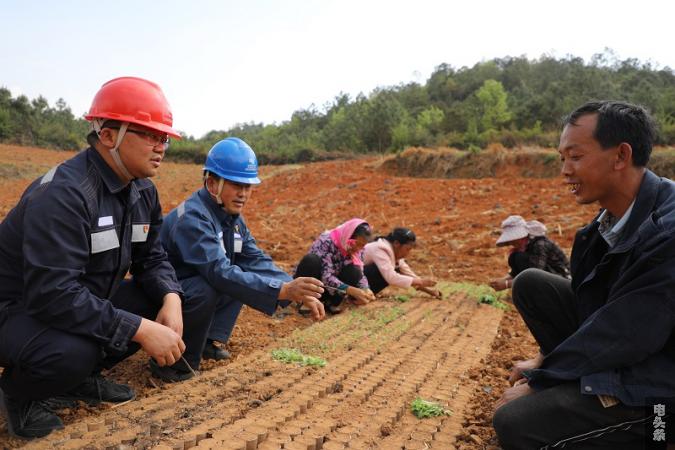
[85,77,180,138]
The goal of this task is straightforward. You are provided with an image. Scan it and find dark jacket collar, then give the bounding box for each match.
[87,147,152,203]
[609,170,660,253]
[87,147,128,194]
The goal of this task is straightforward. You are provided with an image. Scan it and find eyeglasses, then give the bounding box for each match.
[105,127,170,147]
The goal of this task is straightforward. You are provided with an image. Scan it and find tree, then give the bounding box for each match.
[474,79,511,131]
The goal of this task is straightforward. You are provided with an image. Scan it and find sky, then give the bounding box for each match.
[1,0,673,138]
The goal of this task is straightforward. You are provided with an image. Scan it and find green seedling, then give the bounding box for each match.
[478,294,509,310]
[395,294,410,303]
[377,306,404,324]
[271,348,326,367]
[436,281,509,310]
[410,397,451,418]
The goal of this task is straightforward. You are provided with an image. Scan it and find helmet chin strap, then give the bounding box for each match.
[93,120,134,181]
[204,171,225,205]
[215,178,224,205]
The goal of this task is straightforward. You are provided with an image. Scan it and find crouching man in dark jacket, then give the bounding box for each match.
[0,77,186,439]
[493,101,675,449]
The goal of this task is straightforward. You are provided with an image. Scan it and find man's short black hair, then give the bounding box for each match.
[562,101,657,167]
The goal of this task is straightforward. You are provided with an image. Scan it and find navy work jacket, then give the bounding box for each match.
[0,148,183,353]
[160,188,291,315]
[527,170,675,406]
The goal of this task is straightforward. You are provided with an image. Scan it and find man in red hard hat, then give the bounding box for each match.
[0,77,186,439]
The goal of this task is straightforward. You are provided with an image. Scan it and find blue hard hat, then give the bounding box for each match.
[203,137,261,185]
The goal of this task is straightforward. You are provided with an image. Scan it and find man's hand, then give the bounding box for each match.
[156,293,183,336]
[132,318,185,367]
[301,297,326,321]
[494,379,534,411]
[508,353,544,385]
[279,277,326,321]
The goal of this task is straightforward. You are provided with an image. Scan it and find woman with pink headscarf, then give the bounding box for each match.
[294,218,375,314]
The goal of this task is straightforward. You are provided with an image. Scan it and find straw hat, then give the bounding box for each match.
[496,215,529,246]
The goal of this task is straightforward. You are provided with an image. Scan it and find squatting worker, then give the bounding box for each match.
[0,77,186,439]
[489,215,570,291]
[158,138,325,382]
[493,101,675,449]
[294,219,376,314]
[362,227,441,298]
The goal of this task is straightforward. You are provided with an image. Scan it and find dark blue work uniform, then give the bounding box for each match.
[160,188,291,369]
[525,170,675,405]
[0,148,182,400]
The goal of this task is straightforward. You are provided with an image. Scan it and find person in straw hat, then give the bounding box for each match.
[489,215,570,291]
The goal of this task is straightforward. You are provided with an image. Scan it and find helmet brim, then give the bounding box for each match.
[85,113,182,139]
[220,174,261,185]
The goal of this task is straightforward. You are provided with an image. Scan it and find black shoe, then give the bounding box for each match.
[0,389,64,439]
[43,397,78,410]
[202,340,230,361]
[55,374,135,405]
[149,359,195,383]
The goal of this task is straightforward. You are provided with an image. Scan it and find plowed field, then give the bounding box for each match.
[0,145,596,449]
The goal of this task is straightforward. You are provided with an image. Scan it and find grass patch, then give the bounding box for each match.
[437,281,509,310]
[271,348,326,367]
[394,294,410,303]
[410,397,451,418]
[478,294,509,310]
[0,163,47,180]
[283,305,409,356]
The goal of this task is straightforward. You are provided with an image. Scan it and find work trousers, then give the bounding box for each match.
[363,263,394,294]
[0,280,158,401]
[493,268,649,449]
[295,254,362,307]
[175,275,244,370]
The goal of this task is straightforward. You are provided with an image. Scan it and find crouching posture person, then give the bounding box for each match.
[294,219,375,314]
[493,101,675,449]
[362,227,440,298]
[0,77,186,438]
[489,216,570,292]
[158,138,325,382]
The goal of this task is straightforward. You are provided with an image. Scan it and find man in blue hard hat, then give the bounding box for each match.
[156,137,326,382]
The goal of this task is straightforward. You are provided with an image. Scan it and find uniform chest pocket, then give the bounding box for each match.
[132,223,150,243]
[91,228,120,254]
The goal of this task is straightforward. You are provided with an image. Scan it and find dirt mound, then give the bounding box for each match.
[378,145,675,180]
[378,145,560,179]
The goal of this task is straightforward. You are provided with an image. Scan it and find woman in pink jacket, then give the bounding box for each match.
[363,228,440,298]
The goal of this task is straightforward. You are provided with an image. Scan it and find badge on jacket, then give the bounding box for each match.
[131,223,150,243]
[234,232,243,253]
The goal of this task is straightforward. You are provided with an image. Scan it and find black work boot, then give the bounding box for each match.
[55,374,135,405]
[149,359,195,383]
[201,340,230,361]
[0,389,64,439]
